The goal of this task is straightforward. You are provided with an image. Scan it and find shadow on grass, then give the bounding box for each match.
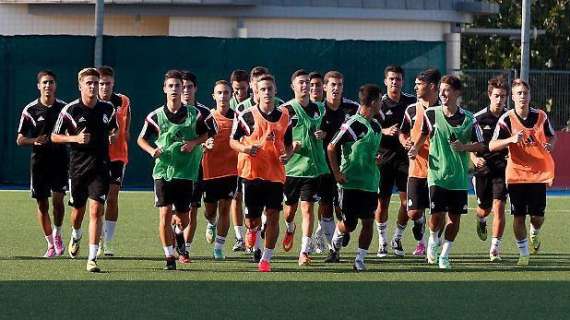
[2,280,570,319]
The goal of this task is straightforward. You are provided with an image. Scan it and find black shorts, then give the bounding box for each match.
[318,173,338,206]
[233,177,243,199]
[203,176,238,203]
[407,177,429,211]
[338,188,376,228]
[472,172,507,210]
[378,154,408,198]
[30,160,68,199]
[190,168,203,208]
[284,176,321,205]
[508,183,547,217]
[154,178,194,213]
[69,170,109,208]
[242,179,283,219]
[109,160,126,186]
[429,185,468,215]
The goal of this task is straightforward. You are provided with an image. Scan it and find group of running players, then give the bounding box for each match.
[17,64,556,273]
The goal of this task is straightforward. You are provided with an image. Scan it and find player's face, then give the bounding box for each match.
[99,75,115,101]
[257,80,276,105]
[310,78,324,102]
[37,75,56,99]
[384,71,403,95]
[292,75,310,98]
[163,78,182,102]
[512,85,530,109]
[182,80,197,105]
[232,80,249,101]
[325,77,343,102]
[79,75,99,99]
[489,88,507,111]
[414,79,428,99]
[439,83,459,107]
[213,84,231,107]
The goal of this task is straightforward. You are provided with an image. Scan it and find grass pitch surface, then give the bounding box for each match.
[1,191,569,319]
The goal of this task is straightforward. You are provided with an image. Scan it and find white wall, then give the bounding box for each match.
[0,4,169,35]
[169,16,235,38]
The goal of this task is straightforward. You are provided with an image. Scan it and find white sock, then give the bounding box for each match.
[530,224,540,236]
[356,247,367,262]
[207,221,216,229]
[71,228,82,240]
[185,242,192,253]
[53,225,62,236]
[163,245,175,258]
[331,227,344,251]
[516,239,529,256]
[440,240,453,258]
[491,237,501,253]
[45,235,54,247]
[234,225,244,240]
[88,244,99,261]
[254,230,262,250]
[261,214,267,226]
[214,235,226,250]
[301,236,312,254]
[393,223,406,241]
[429,229,440,246]
[104,220,117,242]
[321,217,335,242]
[376,222,388,245]
[261,248,273,261]
[284,221,295,233]
[174,225,183,235]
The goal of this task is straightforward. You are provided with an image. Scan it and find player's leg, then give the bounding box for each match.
[282,177,300,252]
[231,177,245,252]
[391,166,410,257]
[101,161,124,256]
[473,175,492,241]
[426,186,446,265]
[489,176,507,261]
[508,183,531,266]
[353,191,377,272]
[213,198,231,260]
[298,177,320,265]
[68,177,87,259]
[407,178,429,256]
[242,179,264,263]
[51,190,65,256]
[36,197,55,257]
[375,170,394,257]
[85,173,109,272]
[258,181,284,272]
[528,183,547,255]
[317,174,337,248]
[437,189,468,269]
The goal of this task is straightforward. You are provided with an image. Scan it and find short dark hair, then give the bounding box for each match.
[78,68,100,82]
[290,69,309,83]
[181,70,198,87]
[511,78,530,91]
[309,72,322,81]
[37,70,56,83]
[487,76,509,96]
[98,66,114,78]
[416,68,441,85]
[250,66,269,82]
[384,65,404,78]
[323,70,343,84]
[164,70,183,82]
[214,80,231,89]
[230,69,249,83]
[358,84,381,106]
[440,75,462,91]
[257,74,276,84]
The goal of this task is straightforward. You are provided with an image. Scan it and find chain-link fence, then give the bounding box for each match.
[453,69,570,130]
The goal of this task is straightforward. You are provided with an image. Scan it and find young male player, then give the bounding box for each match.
[318,71,359,257]
[489,79,556,266]
[97,66,131,257]
[309,72,324,103]
[179,71,217,257]
[471,77,509,261]
[399,68,441,257]
[410,75,484,269]
[137,70,210,270]
[326,84,383,272]
[281,70,329,266]
[235,66,284,114]
[17,70,68,258]
[230,74,293,272]
[52,68,117,272]
[374,65,417,258]
[228,69,250,251]
[202,80,239,260]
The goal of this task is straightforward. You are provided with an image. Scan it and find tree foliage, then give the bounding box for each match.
[462,0,570,70]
